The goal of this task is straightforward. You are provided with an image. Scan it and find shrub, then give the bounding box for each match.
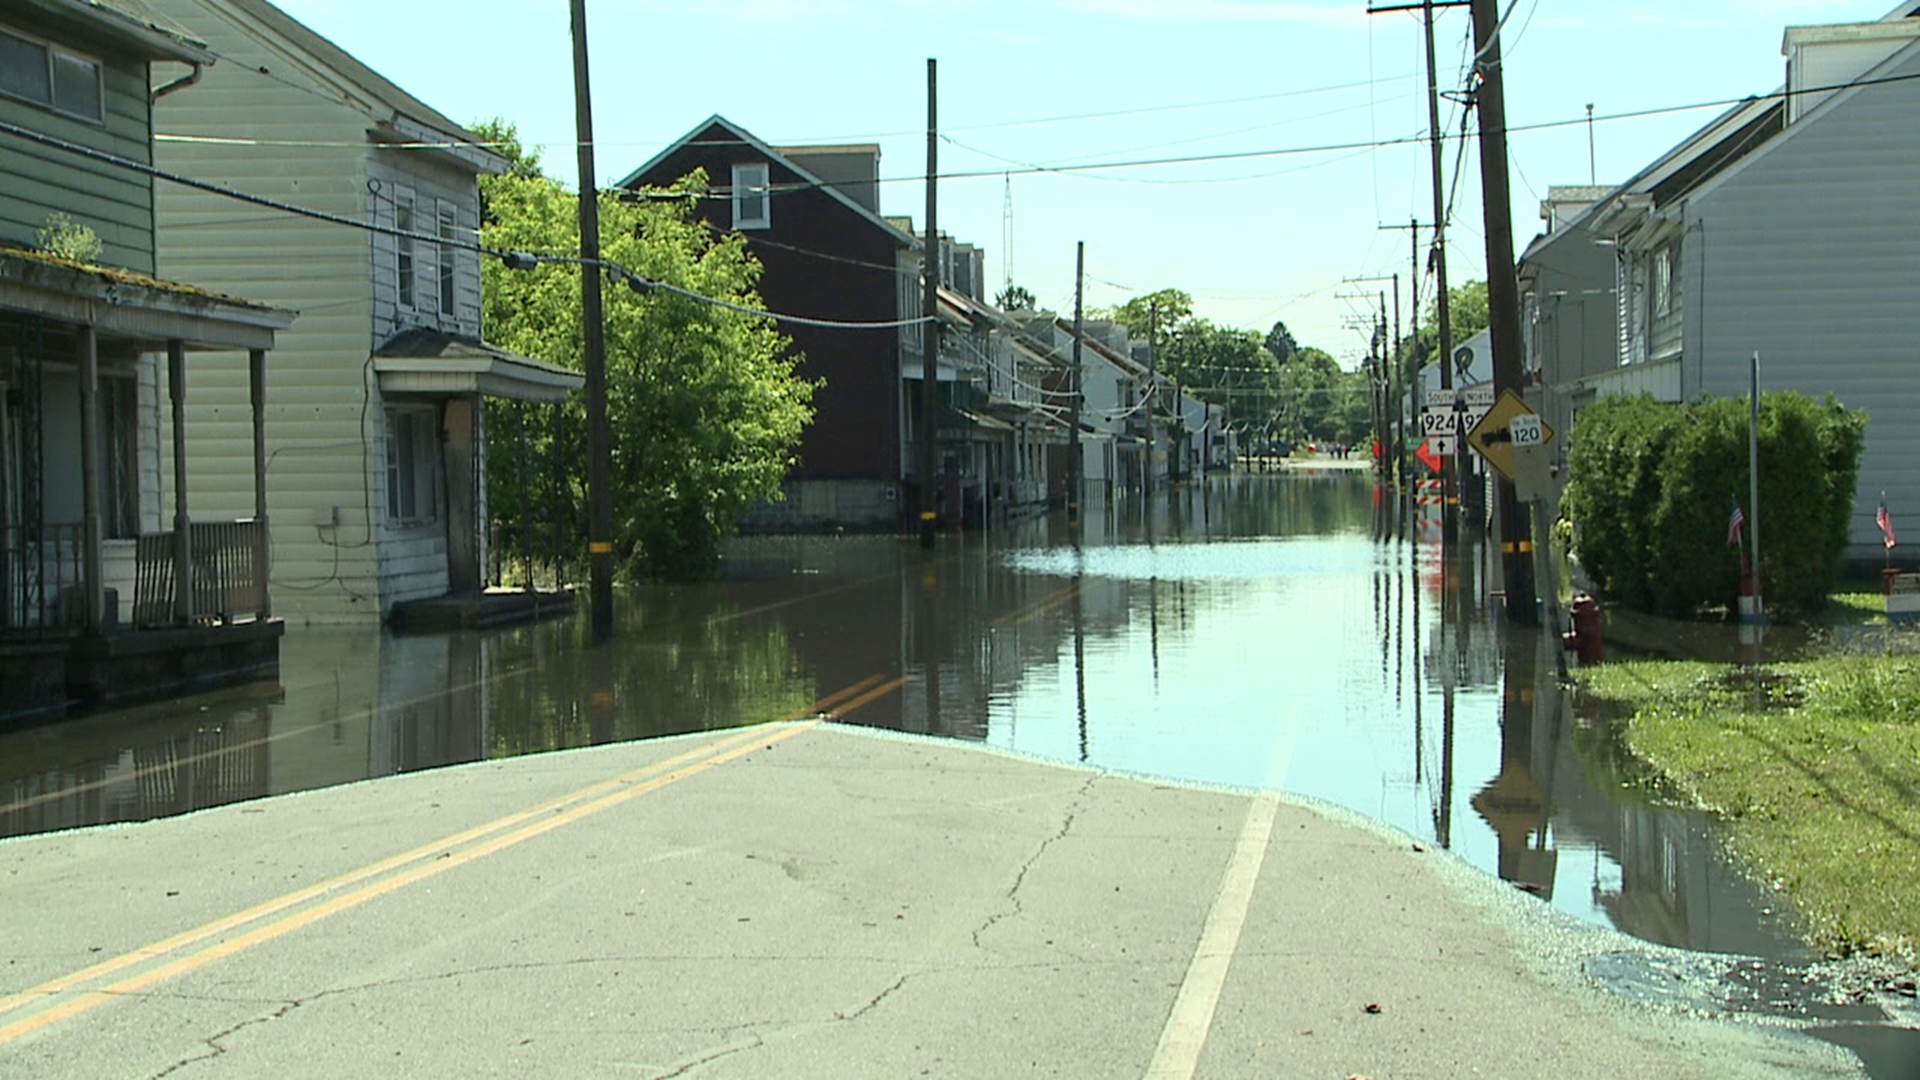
[1563,391,1864,619]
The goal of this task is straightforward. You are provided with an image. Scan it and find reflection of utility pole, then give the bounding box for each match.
[569,0,613,644]
[1470,0,1538,624]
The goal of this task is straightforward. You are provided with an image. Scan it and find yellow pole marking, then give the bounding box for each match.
[588,541,613,555]
[0,675,897,1040]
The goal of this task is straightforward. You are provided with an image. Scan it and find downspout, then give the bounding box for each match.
[152,62,205,101]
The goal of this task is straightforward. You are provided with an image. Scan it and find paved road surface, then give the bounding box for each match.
[0,709,1861,1078]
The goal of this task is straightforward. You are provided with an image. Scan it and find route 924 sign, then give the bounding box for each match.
[1420,385,1494,437]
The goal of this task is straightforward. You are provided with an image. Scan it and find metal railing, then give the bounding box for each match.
[133,520,268,627]
[1,523,83,634]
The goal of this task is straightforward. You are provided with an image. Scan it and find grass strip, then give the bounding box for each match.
[1581,656,1920,959]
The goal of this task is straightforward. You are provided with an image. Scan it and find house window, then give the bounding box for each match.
[384,406,438,524]
[0,27,103,123]
[395,193,416,308]
[731,163,770,230]
[437,203,458,317]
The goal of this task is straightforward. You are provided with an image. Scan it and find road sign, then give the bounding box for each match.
[1420,385,1494,441]
[1465,389,1553,482]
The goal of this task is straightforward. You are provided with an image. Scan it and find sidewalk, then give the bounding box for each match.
[0,723,1862,1079]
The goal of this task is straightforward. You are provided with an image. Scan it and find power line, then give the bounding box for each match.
[0,117,931,333]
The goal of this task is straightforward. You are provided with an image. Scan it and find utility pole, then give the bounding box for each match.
[1145,301,1157,501]
[919,58,940,550]
[569,0,613,644]
[1368,0,1469,542]
[1470,0,1537,623]
[1069,241,1084,524]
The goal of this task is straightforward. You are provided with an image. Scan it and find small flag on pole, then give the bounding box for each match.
[1878,495,1897,549]
[1728,496,1745,548]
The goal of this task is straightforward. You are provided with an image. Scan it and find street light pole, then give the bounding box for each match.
[569,0,613,643]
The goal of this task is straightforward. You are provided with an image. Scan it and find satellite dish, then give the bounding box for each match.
[1453,345,1474,378]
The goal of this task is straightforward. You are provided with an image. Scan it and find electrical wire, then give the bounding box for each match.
[0,117,934,333]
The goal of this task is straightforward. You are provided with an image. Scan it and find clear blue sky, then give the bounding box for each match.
[254,0,1899,365]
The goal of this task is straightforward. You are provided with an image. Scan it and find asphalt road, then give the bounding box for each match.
[0,710,1864,1079]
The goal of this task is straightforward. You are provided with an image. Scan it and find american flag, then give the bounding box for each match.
[1728,496,1745,548]
[1879,497,1897,550]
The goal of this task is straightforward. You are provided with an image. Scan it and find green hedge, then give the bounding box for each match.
[1562,392,1864,618]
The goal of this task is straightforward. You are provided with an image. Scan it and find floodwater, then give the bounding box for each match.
[0,468,1805,957]
[10,467,1916,1073]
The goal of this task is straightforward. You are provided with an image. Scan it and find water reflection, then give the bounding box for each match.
[0,471,1806,962]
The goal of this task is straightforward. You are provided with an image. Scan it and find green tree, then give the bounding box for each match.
[1265,320,1300,365]
[478,120,815,581]
[995,283,1036,311]
[1092,287,1193,340]
[1412,279,1490,374]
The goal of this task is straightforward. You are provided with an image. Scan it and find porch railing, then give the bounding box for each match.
[1,523,83,634]
[133,520,269,627]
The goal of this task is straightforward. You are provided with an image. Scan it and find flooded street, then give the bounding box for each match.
[1,468,1807,963]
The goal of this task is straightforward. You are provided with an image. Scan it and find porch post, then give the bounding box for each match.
[250,347,270,618]
[78,325,104,631]
[169,339,191,623]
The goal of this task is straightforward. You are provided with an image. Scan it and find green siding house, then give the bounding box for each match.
[1,0,294,724]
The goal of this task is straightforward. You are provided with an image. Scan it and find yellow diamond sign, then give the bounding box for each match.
[1465,389,1552,482]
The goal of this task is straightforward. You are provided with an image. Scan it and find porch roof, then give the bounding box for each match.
[0,247,293,351]
[374,329,583,404]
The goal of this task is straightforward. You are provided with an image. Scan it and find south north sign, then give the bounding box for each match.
[1465,389,1552,482]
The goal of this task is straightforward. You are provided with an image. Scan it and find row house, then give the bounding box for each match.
[1528,0,1920,559]
[147,0,581,625]
[2,0,294,723]
[621,115,1088,534]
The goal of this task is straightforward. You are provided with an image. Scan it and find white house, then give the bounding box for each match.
[148,0,581,623]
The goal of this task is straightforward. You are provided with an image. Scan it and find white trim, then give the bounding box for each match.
[731,162,771,231]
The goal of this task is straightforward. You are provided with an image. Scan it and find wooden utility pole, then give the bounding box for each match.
[570,0,613,643]
[1145,301,1157,501]
[920,58,941,549]
[1069,241,1084,524]
[1469,0,1537,623]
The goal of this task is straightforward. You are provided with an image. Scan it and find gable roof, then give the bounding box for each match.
[615,114,917,250]
[195,0,501,170]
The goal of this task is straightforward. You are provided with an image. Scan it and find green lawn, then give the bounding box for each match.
[1581,656,1920,959]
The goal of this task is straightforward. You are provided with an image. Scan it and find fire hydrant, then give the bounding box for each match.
[1561,594,1604,665]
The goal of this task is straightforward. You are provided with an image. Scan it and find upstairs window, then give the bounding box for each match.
[0,26,103,123]
[731,163,770,230]
[395,193,416,308]
[437,203,457,316]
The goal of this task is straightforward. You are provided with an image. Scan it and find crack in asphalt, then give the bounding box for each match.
[971,773,1099,952]
[834,973,910,1022]
[144,1000,300,1080]
[652,1030,767,1079]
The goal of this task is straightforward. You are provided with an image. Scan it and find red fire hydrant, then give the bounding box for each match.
[1562,594,1604,665]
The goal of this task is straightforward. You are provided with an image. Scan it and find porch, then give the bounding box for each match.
[1,247,292,726]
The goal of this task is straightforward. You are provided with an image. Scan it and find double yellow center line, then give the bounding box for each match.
[0,673,903,1046]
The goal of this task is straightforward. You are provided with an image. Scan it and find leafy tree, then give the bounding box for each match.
[478,120,815,581]
[995,283,1036,311]
[1412,279,1490,374]
[1265,320,1300,365]
[1092,287,1193,340]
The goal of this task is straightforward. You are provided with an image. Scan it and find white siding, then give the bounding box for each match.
[1688,44,1920,558]
[149,0,493,621]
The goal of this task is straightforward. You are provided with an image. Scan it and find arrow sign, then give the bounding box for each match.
[1465,389,1553,481]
